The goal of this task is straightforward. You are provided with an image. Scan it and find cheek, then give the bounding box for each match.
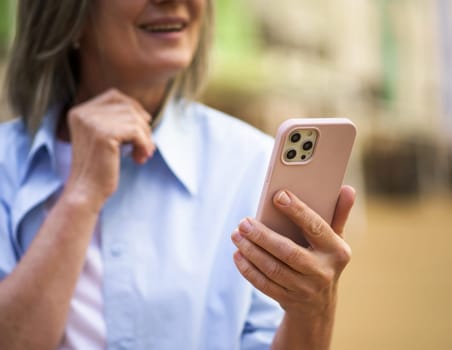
[192,0,208,23]
[191,0,208,43]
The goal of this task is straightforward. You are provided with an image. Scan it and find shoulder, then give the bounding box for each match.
[0,117,28,151]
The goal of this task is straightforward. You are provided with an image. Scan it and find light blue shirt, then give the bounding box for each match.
[0,100,283,349]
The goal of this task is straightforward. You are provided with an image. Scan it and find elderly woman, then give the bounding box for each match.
[0,1,355,349]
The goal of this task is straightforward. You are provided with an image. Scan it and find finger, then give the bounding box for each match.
[87,103,151,142]
[112,121,154,164]
[232,250,288,303]
[85,88,126,106]
[272,190,337,251]
[331,185,356,237]
[231,229,320,292]
[72,94,155,163]
[135,110,155,151]
[109,89,153,124]
[107,104,155,161]
[135,114,155,155]
[114,99,155,155]
[236,218,318,274]
[74,88,151,123]
[108,95,151,123]
[126,98,152,124]
[130,126,155,164]
[94,88,151,123]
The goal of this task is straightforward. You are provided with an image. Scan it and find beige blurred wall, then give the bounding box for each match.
[222,0,445,136]
[205,0,451,197]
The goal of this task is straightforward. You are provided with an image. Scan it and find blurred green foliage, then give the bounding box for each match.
[214,0,260,57]
[0,0,14,55]
[212,0,271,93]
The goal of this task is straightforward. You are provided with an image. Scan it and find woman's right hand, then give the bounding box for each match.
[64,88,155,211]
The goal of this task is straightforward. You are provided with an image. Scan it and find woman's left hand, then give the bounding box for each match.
[231,186,355,320]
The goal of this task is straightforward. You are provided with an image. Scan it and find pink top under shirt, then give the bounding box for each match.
[50,140,106,350]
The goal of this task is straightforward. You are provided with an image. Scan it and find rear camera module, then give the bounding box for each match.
[283,128,318,163]
[286,149,297,160]
[302,141,313,151]
[290,133,301,143]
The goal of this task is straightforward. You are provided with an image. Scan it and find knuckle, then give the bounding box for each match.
[284,244,303,266]
[240,240,254,258]
[68,110,93,132]
[107,87,121,97]
[133,123,142,135]
[68,109,82,124]
[335,243,352,267]
[123,106,140,123]
[317,268,335,288]
[276,238,291,255]
[126,123,141,137]
[291,201,307,220]
[249,223,266,245]
[240,261,254,279]
[309,219,324,237]
[105,137,118,151]
[266,261,283,280]
[257,278,271,294]
[67,115,77,130]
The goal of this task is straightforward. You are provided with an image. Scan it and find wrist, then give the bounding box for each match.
[284,285,338,320]
[284,301,336,327]
[281,294,337,344]
[274,308,336,350]
[59,185,105,215]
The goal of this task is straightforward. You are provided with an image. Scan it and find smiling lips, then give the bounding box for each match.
[140,21,187,33]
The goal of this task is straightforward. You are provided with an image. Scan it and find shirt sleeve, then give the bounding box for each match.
[0,199,16,281]
[241,289,284,350]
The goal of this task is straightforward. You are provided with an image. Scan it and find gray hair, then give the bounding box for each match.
[5,0,214,134]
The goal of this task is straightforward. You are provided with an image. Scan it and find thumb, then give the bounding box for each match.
[331,185,356,237]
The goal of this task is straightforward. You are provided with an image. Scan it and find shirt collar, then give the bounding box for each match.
[23,100,199,195]
[23,105,61,184]
[153,100,199,195]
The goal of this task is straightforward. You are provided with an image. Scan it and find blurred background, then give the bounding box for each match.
[1,1,452,349]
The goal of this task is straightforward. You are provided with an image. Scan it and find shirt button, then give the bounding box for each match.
[115,338,133,349]
[110,245,122,257]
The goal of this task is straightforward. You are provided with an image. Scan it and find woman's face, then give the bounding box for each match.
[79,0,206,99]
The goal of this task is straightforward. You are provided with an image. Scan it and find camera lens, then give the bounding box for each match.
[286,149,297,160]
[290,133,301,143]
[302,141,313,151]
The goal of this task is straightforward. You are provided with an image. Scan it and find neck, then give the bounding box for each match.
[75,80,170,116]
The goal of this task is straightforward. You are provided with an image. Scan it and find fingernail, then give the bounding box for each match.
[239,218,252,234]
[231,230,243,243]
[234,251,243,261]
[276,191,291,206]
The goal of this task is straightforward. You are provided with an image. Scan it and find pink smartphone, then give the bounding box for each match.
[256,118,356,246]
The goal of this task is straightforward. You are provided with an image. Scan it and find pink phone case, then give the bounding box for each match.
[256,118,356,246]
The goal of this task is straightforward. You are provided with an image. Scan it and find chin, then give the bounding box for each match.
[142,49,194,72]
